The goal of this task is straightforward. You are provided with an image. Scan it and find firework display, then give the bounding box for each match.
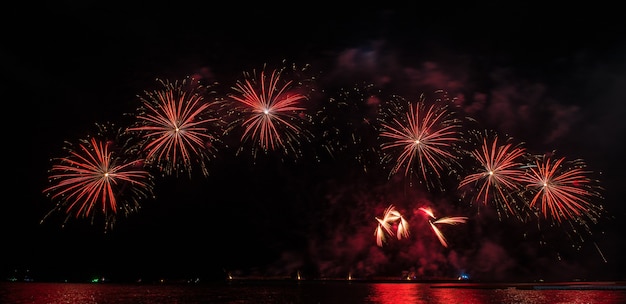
[40,61,609,280]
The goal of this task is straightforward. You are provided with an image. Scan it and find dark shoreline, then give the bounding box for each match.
[228,278,626,291]
[4,279,626,290]
[223,278,626,290]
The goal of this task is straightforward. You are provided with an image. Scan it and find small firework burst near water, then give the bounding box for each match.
[419,207,468,248]
[374,204,409,247]
[42,123,154,231]
[126,77,223,178]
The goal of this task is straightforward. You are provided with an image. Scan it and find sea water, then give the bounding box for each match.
[2,281,626,304]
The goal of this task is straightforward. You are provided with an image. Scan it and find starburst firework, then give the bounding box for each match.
[226,63,314,160]
[127,77,223,177]
[42,123,154,230]
[521,154,604,224]
[458,130,530,219]
[378,92,463,189]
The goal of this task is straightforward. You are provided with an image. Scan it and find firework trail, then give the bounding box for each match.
[520,154,604,224]
[374,204,410,247]
[126,77,223,177]
[458,130,530,220]
[42,123,154,231]
[418,207,467,248]
[225,63,315,160]
[378,91,463,190]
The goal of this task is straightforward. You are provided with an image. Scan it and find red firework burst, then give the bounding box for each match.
[458,131,529,219]
[378,92,463,188]
[42,123,154,230]
[226,65,313,159]
[521,154,604,224]
[127,77,222,177]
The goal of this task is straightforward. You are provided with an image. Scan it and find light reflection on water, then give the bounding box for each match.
[368,283,626,304]
[1,281,625,304]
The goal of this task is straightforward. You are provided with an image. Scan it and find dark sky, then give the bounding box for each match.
[3,4,626,283]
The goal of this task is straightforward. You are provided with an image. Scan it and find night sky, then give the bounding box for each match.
[3,4,626,283]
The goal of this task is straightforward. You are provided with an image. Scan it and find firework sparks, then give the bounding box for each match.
[419,207,467,248]
[418,206,436,219]
[225,64,314,159]
[42,123,154,230]
[374,204,410,247]
[375,217,392,247]
[521,154,604,224]
[126,77,223,177]
[378,92,463,189]
[313,84,385,171]
[458,131,529,219]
